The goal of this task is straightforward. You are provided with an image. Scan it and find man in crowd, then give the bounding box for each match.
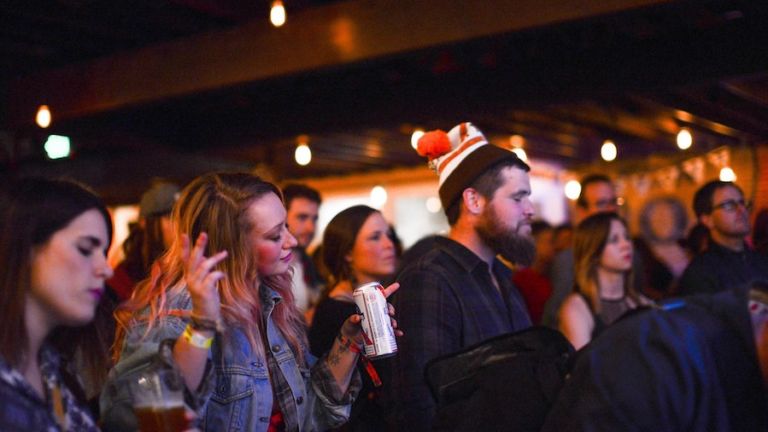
[542,282,768,431]
[283,183,325,312]
[678,180,768,295]
[541,174,619,327]
[391,122,534,429]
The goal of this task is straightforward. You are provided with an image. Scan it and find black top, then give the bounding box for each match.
[678,240,768,296]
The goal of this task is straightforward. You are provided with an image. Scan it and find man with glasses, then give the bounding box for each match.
[678,180,768,295]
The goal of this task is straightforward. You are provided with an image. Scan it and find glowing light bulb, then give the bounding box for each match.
[601,140,617,161]
[411,129,424,150]
[677,128,692,150]
[270,0,286,27]
[426,197,442,213]
[36,105,51,128]
[295,143,311,165]
[370,186,388,209]
[719,167,737,182]
[564,180,581,201]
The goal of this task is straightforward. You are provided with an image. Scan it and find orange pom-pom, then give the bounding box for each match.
[417,130,452,160]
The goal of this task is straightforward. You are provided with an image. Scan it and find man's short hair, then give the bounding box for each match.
[576,174,613,209]
[444,159,528,225]
[692,180,742,218]
[282,183,322,208]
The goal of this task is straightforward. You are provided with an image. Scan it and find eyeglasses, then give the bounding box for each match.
[712,199,752,212]
[593,198,619,210]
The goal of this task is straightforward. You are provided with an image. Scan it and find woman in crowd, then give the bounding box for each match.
[108,181,179,301]
[102,172,400,431]
[0,178,114,430]
[558,212,651,350]
[633,197,691,299]
[308,205,397,431]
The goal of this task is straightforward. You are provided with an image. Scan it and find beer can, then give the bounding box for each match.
[353,282,398,359]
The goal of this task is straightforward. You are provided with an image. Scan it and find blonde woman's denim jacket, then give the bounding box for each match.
[100,285,361,431]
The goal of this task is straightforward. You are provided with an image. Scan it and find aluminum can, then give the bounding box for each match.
[353,282,398,359]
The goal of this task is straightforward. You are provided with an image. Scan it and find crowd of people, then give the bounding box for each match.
[1,121,767,431]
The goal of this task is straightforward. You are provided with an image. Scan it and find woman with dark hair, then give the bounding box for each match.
[102,173,400,431]
[0,177,114,430]
[558,212,652,350]
[308,205,397,431]
[634,197,691,299]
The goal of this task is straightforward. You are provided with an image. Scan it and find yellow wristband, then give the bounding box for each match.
[183,324,214,349]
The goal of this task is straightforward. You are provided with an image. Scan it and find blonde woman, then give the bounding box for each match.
[558,212,651,350]
[102,172,400,431]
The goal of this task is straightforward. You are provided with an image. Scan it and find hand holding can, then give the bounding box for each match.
[351,281,401,359]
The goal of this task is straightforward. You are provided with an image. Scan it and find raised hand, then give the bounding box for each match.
[181,232,228,323]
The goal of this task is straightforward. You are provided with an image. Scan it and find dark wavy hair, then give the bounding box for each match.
[322,205,380,288]
[0,177,113,367]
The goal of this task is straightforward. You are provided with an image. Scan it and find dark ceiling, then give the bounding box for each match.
[2,0,768,203]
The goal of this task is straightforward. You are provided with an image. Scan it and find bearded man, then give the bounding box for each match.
[390,123,534,430]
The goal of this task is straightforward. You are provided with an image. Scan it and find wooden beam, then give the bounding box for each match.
[6,0,672,126]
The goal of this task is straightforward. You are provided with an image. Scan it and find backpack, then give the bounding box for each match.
[424,326,575,431]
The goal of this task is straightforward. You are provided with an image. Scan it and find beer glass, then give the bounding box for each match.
[129,367,188,432]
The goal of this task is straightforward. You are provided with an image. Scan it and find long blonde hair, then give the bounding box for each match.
[573,212,639,314]
[114,172,306,363]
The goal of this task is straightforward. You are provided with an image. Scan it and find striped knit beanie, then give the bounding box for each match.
[417,122,528,211]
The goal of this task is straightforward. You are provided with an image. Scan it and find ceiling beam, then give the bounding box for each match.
[6,0,672,127]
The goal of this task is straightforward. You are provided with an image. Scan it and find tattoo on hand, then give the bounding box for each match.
[328,350,341,366]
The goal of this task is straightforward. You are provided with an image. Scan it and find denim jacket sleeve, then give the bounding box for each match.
[99,300,215,431]
[304,349,363,431]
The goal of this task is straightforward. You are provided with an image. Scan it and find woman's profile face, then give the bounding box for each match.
[29,209,113,328]
[599,219,633,273]
[247,192,298,277]
[346,212,395,284]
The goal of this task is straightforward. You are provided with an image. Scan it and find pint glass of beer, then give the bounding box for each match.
[129,367,188,432]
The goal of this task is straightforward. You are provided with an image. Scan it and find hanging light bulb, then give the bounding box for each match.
[36,105,51,128]
[564,180,581,201]
[411,129,425,150]
[270,0,286,27]
[295,135,311,165]
[370,185,388,209]
[719,167,737,182]
[677,128,692,150]
[295,144,311,165]
[509,134,527,161]
[601,139,617,161]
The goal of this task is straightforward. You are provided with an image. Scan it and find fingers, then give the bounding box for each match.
[340,313,363,338]
[187,233,208,274]
[381,282,400,299]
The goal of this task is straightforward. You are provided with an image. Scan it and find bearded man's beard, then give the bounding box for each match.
[475,205,536,267]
